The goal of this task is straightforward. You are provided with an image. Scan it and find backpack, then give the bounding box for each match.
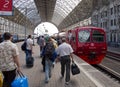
[44,42,55,55]
[21,41,27,51]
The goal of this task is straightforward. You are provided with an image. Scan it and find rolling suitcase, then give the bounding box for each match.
[11,71,28,87]
[26,56,34,67]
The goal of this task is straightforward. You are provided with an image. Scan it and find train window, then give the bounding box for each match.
[92,30,104,42]
[78,30,90,42]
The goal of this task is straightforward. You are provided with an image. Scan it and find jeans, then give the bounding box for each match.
[25,49,32,64]
[45,59,53,82]
[60,55,71,82]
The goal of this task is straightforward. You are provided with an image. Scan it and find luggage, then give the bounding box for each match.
[71,61,80,75]
[11,71,28,87]
[26,56,34,67]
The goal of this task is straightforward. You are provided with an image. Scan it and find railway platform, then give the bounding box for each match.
[16,41,120,87]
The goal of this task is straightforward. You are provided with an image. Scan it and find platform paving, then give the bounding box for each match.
[16,42,120,87]
[17,42,97,87]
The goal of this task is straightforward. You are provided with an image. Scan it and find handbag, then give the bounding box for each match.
[71,60,80,75]
[11,71,29,87]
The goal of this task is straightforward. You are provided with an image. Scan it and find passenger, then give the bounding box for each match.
[42,37,55,83]
[56,37,74,85]
[56,36,62,46]
[37,36,46,57]
[51,36,58,49]
[25,35,34,64]
[0,32,21,87]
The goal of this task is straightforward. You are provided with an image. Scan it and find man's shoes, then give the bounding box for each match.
[65,82,69,85]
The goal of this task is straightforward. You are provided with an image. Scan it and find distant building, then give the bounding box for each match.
[91,0,120,47]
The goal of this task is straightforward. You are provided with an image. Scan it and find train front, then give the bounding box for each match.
[76,28,107,64]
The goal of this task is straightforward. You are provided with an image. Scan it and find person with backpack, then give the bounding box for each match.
[42,37,55,83]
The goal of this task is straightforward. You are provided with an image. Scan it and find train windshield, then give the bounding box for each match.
[78,30,90,42]
[92,30,104,42]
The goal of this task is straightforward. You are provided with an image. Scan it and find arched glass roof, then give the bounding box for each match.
[52,0,82,26]
[13,0,41,25]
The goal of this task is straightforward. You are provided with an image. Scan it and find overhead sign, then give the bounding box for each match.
[0,0,13,16]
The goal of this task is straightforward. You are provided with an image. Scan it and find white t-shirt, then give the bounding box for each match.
[26,38,33,50]
[56,42,73,57]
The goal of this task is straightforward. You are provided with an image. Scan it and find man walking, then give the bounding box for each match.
[56,37,74,85]
[38,36,45,57]
[25,35,33,65]
[0,32,21,87]
[42,37,55,83]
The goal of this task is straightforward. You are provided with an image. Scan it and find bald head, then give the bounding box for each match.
[62,37,66,42]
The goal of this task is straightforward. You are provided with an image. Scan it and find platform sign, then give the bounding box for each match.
[0,0,13,16]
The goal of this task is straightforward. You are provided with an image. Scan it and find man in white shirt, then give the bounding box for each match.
[25,35,33,64]
[56,37,73,85]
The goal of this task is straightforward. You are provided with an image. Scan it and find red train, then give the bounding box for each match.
[66,26,107,64]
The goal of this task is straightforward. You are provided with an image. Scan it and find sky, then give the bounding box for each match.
[34,22,59,36]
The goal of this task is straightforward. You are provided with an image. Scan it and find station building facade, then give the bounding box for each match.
[91,0,120,47]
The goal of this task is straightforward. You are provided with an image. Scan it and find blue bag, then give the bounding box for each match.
[11,71,29,87]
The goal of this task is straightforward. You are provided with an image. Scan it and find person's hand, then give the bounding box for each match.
[17,67,21,72]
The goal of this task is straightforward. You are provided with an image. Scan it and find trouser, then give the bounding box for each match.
[45,59,53,81]
[40,46,44,57]
[60,55,71,82]
[2,69,16,87]
[41,56,45,72]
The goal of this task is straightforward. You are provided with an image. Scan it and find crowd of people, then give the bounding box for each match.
[0,32,74,87]
[37,35,74,85]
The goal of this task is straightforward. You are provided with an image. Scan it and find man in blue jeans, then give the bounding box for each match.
[42,37,56,83]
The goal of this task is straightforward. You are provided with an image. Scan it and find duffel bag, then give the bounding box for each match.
[71,60,80,75]
[11,71,29,87]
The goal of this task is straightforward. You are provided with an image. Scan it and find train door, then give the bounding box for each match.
[71,30,77,52]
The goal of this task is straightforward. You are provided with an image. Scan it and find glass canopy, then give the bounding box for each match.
[13,0,82,26]
[13,0,41,25]
[52,0,82,26]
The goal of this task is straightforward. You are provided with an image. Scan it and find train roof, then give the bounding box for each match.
[77,26,104,29]
[71,26,105,31]
[67,26,105,33]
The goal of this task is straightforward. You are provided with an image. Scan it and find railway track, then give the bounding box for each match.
[106,51,120,61]
[93,51,120,83]
[94,64,120,83]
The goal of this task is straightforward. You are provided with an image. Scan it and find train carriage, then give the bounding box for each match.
[66,26,107,64]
